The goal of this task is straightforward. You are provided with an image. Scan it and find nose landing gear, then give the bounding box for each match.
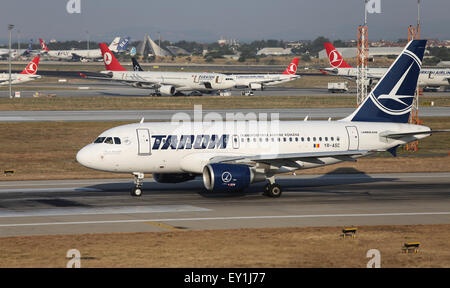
[131,172,144,197]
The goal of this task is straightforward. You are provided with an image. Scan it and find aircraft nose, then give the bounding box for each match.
[76,146,93,168]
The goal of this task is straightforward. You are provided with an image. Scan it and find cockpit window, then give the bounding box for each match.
[114,137,121,145]
[94,137,106,144]
[104,137,114,144]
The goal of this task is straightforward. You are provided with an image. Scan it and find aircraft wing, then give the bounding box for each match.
[78,72,165,88]
[209,150,371,168]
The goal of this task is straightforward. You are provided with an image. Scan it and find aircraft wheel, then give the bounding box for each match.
[131,187,143,197]
[266,184,282,198]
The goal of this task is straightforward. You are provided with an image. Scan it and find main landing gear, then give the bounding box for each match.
[131,172,144,197]
[263,177,282,198]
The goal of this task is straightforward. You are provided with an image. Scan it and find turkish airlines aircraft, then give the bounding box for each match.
[0,56,41,85]
[77,40,446,198]
[232,58,301,91]
[39,37,125,61]
[96,43,236,96]
[322,42,450,89]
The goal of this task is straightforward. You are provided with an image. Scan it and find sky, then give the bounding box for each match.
[1,0,449,44]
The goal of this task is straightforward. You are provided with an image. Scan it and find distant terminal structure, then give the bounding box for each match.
[136,33,190,57]
[256,47,293,56]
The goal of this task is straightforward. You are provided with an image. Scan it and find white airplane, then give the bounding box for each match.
[232,57,301,91]
[0,56,41,85]
[39,37,126,61]
[322,42,450,89]
[77,40,446,198]
[0,40,39,59]
[93,43,236,96]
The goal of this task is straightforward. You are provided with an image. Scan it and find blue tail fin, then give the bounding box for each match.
[118,37,130,52]
[346,40,427,123]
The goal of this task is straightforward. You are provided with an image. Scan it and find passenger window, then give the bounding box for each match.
[307,137,310,142]
[94,137,105,144]
[319,137,322,141]
[104,137,114,144]
[313,137,316,142]
[114,137,121,145]
[301,137,304,142]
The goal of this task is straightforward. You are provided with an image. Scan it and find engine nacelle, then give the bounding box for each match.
[159,85,176,96]
[203,163,265,192]
[153,173,196,183]
[249,83,263,91]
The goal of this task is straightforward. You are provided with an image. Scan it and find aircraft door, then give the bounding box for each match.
[345,126,359,150]
[136,128,151,155]
[215,76,222,84]
[232,135,240,149]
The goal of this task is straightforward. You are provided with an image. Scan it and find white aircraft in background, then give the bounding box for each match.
[0,56,41,85]
[39,37,127,61]
[0,40,39,59]
[90,43,236,96]
[322,42,450,90]
[77,40,447,198]
[232,57,301,91]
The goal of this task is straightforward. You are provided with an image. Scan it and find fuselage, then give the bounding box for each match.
[77,120,430,175]
[232,74,301,88]
[103,71,236,91]
[46,49,102,60]
[325,67,450,87]
[0,73,40,85]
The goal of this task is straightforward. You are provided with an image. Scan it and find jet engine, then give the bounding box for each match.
[202,163,265,192]
[159,85,176,96]
[249,83,264,91]
[153,173,196,183]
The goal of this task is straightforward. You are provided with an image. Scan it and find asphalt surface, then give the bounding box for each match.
[1,106,449,122]
[0,172,449,237]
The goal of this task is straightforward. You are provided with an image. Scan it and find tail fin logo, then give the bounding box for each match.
[371,59,418,115]
[103,52,112,65]
[287,63,297,74]
[24,62,37,75]
[21,57,40,75]
[329,50,343,68]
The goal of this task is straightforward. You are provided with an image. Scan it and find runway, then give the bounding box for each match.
[0,83,336,98]
[1,106,449,122]
[0,172,449,237]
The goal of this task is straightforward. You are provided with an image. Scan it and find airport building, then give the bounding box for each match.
[256,47,293,56]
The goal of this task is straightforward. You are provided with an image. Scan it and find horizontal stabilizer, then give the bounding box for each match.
[380,129,450,139]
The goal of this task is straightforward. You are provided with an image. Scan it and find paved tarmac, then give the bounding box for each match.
[0,172,449,237]
[0,106,449,122]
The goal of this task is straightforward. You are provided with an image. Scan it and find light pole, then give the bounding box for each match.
[8,24,14,99]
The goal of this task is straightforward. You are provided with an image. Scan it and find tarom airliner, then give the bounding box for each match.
[77,40,446,198]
